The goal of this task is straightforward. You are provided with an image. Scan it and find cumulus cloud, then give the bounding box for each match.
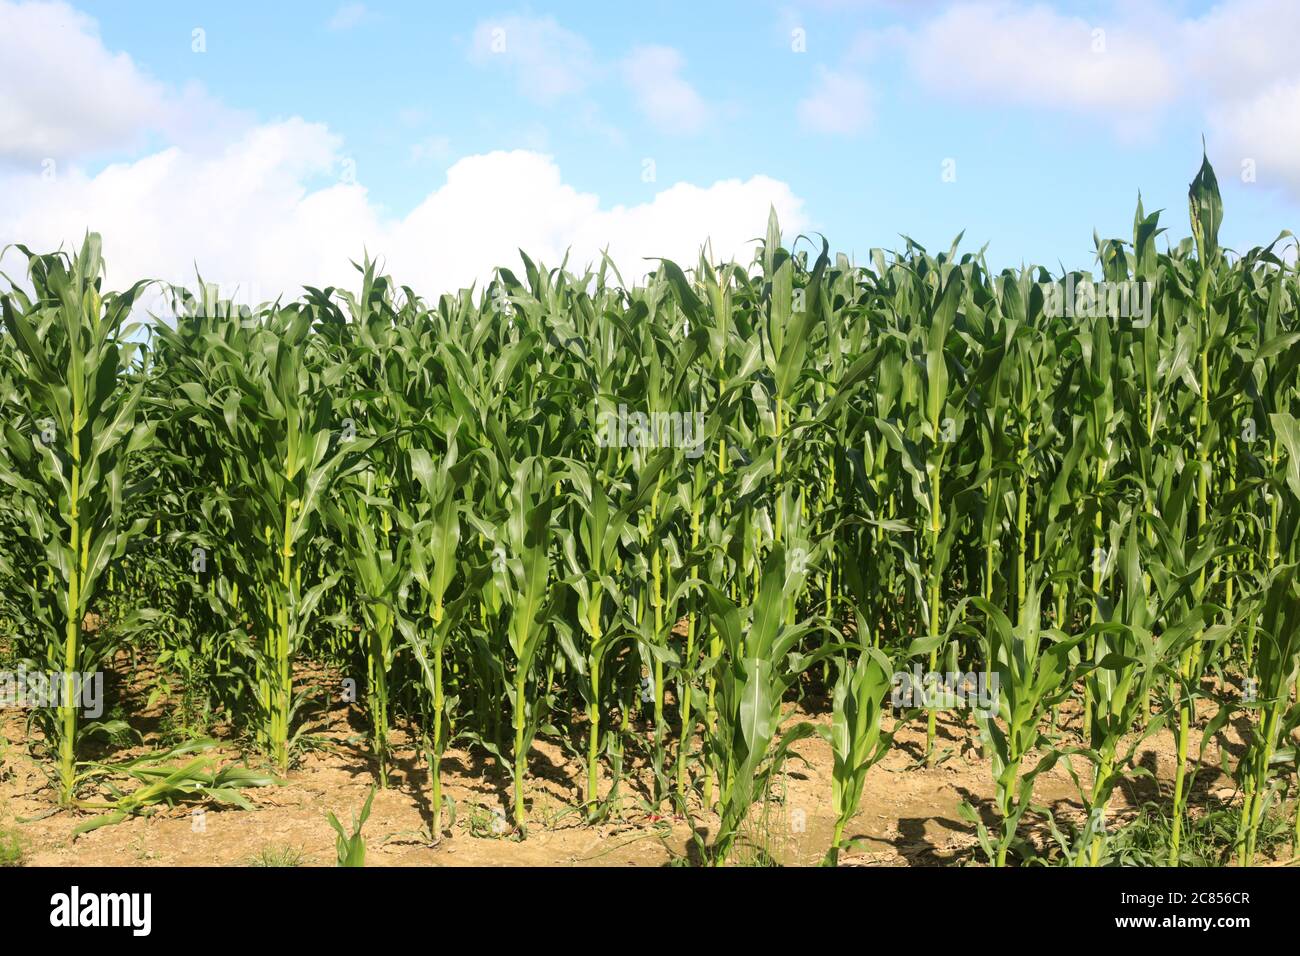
[897,0,1300,127]
[905,2,1176,114]
[386,150,802,286]
[798,67,872,135]
[855,0,1300,194]
[0,2,793,301]
[1208,80,1300,193]
[1180,0,1300,193]
[0,120,364,298]
[0,0,169,162]
[621,46,711,134]
[0,128,805,303]
[466,21,712,137]
[1179,0,1300,102]
[0,0,247,168]
[468,15,596,104]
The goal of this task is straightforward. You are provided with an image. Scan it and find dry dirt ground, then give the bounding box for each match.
[0,661,1290,867]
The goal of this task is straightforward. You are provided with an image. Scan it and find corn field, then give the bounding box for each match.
[2,154,1299,866]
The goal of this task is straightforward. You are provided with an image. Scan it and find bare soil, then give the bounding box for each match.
[0,658,1289,867]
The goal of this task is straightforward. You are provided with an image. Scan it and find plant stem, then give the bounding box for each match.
[513,667,527,827]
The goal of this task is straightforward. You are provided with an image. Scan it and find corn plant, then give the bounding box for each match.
[400,439,480,830]
[1,150,1296,868]
[1075,518,1211,866]
[0,235,152,804]
[695,544,833,864]
[821,643,897,866]
[72,739,274,835]
[328,786,376,867]
[1236,484,1300,864]
[963,578,1083,866]
[1167,151,1225,863]
[558,450,668,812]
[493,456,559,829]
[163,306,374,770]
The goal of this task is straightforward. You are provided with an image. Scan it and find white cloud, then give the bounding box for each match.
[1209,80,1300,194]
[798,68,872,135]
[906,2,1176,115]
[866,0,1300,194]
[1179,0,1300,193]
[0,2,793,301]
[1180,0,1300,102]
[468,15,595,104]
[0,0,245,166]
[622,46,711,134]
[327,3,368,31]
[0,129,806,304]
[467,23,708,137]
[0,120,363,299]
[0,0,167,162]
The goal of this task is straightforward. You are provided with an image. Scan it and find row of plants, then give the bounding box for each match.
[1,155,1298,864]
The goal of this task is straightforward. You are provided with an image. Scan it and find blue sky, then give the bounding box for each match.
[2,0,1298,300]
